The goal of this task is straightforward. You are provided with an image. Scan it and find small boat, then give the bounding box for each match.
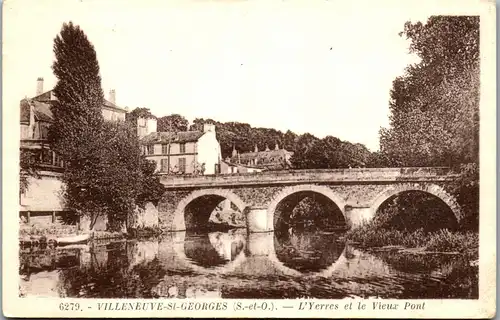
[56,234,90,246]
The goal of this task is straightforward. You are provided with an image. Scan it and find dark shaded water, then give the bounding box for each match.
[19,229,478,299]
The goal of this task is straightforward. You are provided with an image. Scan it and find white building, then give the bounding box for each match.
[140,123,222,175]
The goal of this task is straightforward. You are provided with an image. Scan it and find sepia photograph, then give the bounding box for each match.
[2,0,496,318]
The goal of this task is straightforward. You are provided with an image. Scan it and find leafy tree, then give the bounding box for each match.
[125,107,156,124]
[48,22,106,230]
[136,158,165,208]
[49,22,105,161]
[19,150,40,196]
[290,133,321,168]
[379,16,479,227]
[48,22,165,231]
[157,114,189,132]
[380,16,479,168]
[282,130,298,151]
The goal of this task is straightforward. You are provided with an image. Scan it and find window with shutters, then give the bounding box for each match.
[162,144,169,154]
[161,159,168,172]
[147,145,154,155]
[179,143,186,153]
[179,157,186,173]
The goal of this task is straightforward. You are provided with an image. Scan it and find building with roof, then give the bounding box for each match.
[220,160,264,174]
[140,123,222,175]
[229,143,294,171]
[19,77,128,226]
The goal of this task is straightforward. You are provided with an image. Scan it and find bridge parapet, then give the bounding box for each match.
[160,167,459,189]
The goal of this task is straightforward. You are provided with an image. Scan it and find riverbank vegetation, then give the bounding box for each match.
[344,193,478,255]
[346,224,478,254]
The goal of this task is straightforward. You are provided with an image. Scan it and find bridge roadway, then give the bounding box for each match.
[160,167,459,188]
[157,167,462,233]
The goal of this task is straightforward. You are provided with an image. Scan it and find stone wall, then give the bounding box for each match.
[128,202,160,229]
[20,174,66,212]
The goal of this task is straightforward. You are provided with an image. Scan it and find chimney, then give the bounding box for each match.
[109,89,116,105]
[275,142,279,150]
[203,123,215,133]
[254,145,258,153]
[36,77,44,96]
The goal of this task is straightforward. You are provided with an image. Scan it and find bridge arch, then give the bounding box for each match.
[266,184,347,230]
[369,183,463,223]
[172,189,247,231]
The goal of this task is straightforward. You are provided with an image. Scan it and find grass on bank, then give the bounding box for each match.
[345,226,478,253]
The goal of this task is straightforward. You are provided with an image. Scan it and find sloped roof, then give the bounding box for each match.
[140,131,205,145]
[232,149,293,162]
[229,148,294,170]
[102,99,127,112]
[32,90,127,113]
[32,100,54,122]
[20,99,54,123]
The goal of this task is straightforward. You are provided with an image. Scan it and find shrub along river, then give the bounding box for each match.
[19,228,478,299]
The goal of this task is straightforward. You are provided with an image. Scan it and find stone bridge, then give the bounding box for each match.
[158,167,462,233]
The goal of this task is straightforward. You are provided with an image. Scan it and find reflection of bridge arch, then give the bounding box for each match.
[370,183,463,222]
[250,231,349,278]
[171,231,247,275]
[173,189,247,231]
[266,184,347,230]
[266,234,349,278]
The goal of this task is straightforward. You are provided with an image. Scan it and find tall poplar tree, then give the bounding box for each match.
[49,22,107,229]
[49,22,165,231]
[49,22,105,160]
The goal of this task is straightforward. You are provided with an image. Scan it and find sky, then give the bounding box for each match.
[3,0,436,151]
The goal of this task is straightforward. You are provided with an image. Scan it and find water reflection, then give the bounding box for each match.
[274,229,346,273]
[19,229,478,299]
[183,231,245,268]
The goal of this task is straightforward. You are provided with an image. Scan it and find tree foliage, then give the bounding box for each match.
[380,16,479,168]
[125,107,156,124]
[19,150,40,196]
[157,114,189,132]
[49,22,105,162]
[48,22,164,231]
[379,16,480,226]
[187,118,373,168]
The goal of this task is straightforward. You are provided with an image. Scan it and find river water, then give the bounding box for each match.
[19,229,477,299]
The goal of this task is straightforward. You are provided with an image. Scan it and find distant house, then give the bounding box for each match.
[127,112,158,139]
[229,143,294,171]
[220,160,264,174]
[140,123,222,175]
[19,77,127,225]
[20,78,128,169]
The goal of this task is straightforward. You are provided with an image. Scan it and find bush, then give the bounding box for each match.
[19,223,78,238]
[426,229,478,252]
[345,223,478,253]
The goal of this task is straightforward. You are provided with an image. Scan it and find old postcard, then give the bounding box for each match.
[2,0,496,318]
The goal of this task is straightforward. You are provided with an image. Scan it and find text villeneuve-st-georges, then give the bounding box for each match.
[90,301,425,312]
